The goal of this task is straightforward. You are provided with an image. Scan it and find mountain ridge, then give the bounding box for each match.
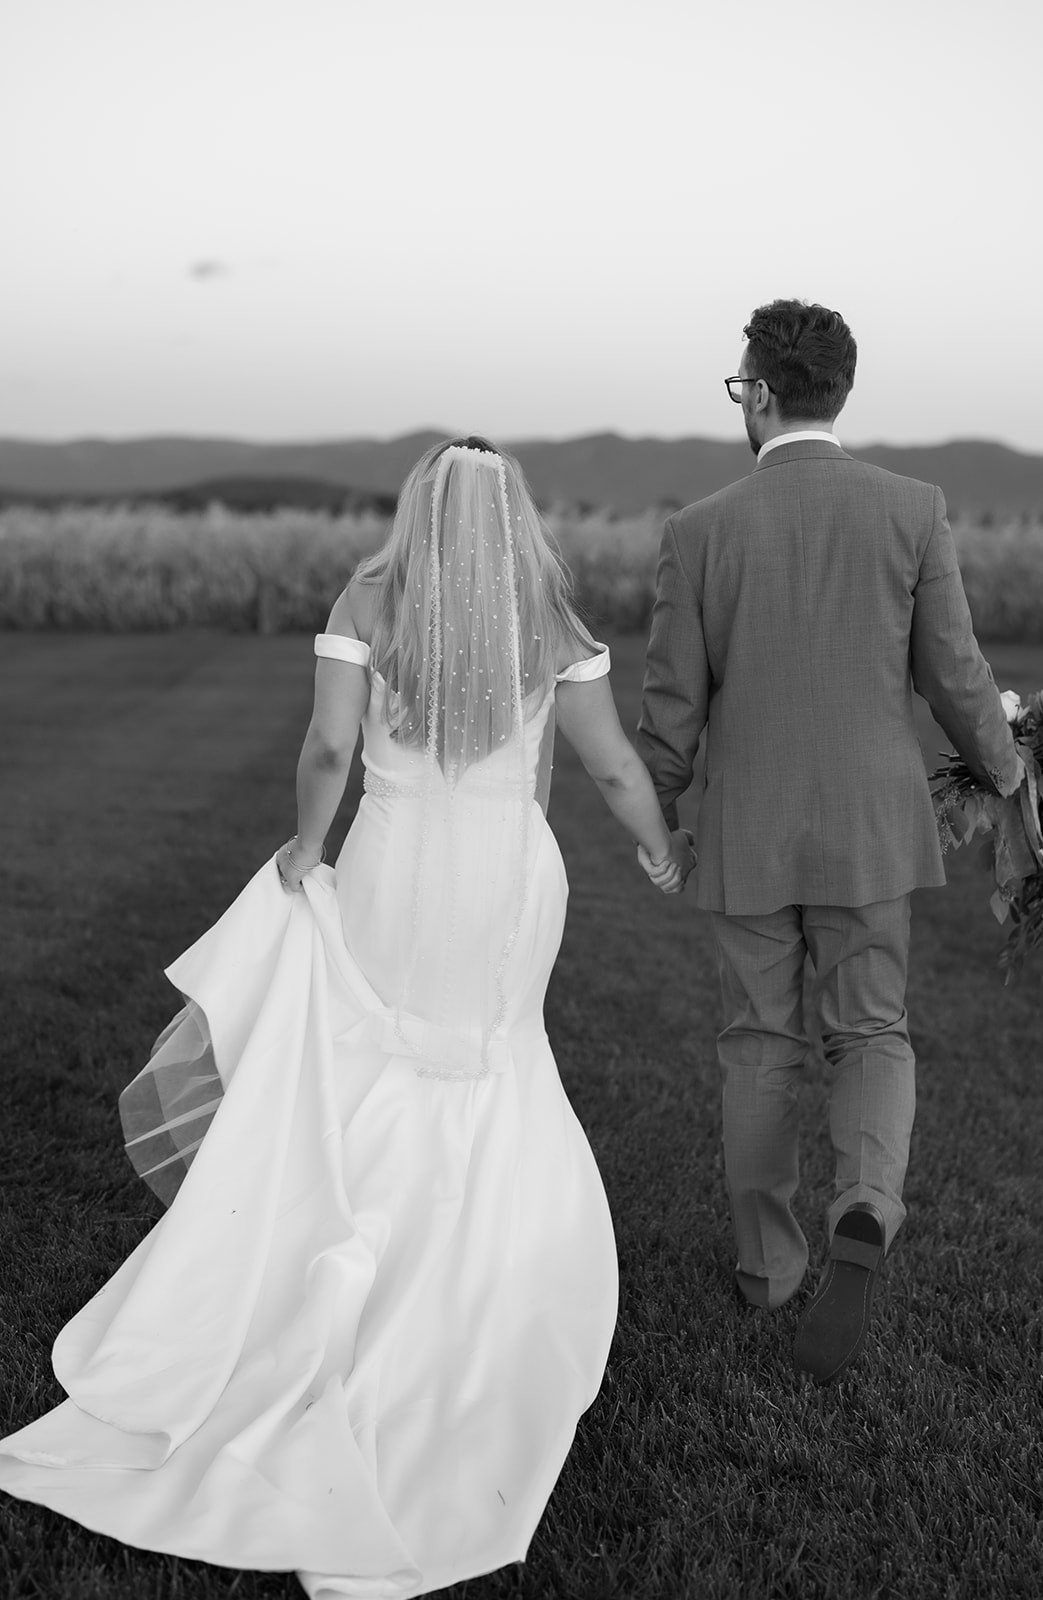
[1,432,1041,516]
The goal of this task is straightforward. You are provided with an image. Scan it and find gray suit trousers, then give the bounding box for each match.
[709,897,915,1310]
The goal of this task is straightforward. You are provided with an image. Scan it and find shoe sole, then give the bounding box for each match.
[792,1211,884,1384]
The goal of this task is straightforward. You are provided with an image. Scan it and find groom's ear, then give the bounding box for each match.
[752,378,773,415]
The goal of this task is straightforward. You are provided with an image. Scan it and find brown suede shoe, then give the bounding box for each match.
[792,1203,886,1384]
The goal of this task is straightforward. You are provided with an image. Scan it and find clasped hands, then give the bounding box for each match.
[638,829,697,896]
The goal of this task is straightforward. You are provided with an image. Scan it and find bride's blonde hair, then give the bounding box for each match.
[353,434,592,767]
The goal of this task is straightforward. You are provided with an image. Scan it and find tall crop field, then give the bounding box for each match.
[948,517,1043,642]
[0,504,387,633]
[1,502,1041,640]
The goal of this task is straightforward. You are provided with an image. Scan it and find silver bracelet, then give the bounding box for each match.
[283,839,326,872]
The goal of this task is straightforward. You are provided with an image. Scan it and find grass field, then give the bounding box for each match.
[0,634,1041,1600]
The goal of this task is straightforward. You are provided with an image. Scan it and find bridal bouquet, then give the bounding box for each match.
[932,690,1043,980]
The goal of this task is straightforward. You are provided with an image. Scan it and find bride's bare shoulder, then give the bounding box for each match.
[554,617,604,675]
[326,575,379,645]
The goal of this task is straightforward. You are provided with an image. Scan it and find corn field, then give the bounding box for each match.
[0,502,1040,640]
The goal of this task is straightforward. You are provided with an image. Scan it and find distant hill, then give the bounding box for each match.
[150,476,399,515]
[0,474,398,516]
[0,432,446,504]
[1,431,1041,517]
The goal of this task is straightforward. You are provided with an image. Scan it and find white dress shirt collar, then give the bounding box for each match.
[757,430,841,462]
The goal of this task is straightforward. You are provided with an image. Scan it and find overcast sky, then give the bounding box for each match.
[2,0,1040,449]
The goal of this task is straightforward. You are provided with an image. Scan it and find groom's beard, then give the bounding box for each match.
[744,415,760,456]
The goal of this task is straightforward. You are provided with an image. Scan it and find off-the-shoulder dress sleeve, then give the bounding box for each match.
[314,633,372,667]
[555,644,611,683]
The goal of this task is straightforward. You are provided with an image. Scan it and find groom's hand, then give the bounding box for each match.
[997,752,1028,798]
[638,829,697,894]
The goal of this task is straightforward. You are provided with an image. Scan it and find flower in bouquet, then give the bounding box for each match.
[1000,690,1022,723]
[932,689,1043,980]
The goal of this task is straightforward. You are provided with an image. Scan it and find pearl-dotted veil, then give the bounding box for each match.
[365,441,558,1080]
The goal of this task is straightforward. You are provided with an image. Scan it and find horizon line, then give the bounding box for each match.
[0,428,1036,456]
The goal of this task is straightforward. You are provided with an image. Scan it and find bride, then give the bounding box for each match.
[0,435,694,1598]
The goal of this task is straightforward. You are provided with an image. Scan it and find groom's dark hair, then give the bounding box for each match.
[743,299,856,421]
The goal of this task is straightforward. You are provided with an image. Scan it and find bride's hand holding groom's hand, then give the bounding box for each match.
[638,829,697,895]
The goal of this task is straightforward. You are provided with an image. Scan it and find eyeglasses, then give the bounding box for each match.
[725,376,773,404]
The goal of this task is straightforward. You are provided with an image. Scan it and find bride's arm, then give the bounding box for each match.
[555,676,693,891]
[289,587,371,864]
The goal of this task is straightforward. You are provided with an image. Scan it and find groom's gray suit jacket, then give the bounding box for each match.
[636,438,1020,915]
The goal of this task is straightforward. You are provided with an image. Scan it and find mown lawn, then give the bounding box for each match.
[0,632,1041,1600]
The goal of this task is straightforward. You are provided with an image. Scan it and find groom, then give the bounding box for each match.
[636,299,1022,1382]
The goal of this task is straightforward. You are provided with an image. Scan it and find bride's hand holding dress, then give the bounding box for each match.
[276,588,373,893]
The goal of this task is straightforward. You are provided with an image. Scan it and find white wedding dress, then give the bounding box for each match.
[0,636,619,1599]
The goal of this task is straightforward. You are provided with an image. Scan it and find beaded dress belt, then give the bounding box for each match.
[362,770,525,801]
[363,770,427,799]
